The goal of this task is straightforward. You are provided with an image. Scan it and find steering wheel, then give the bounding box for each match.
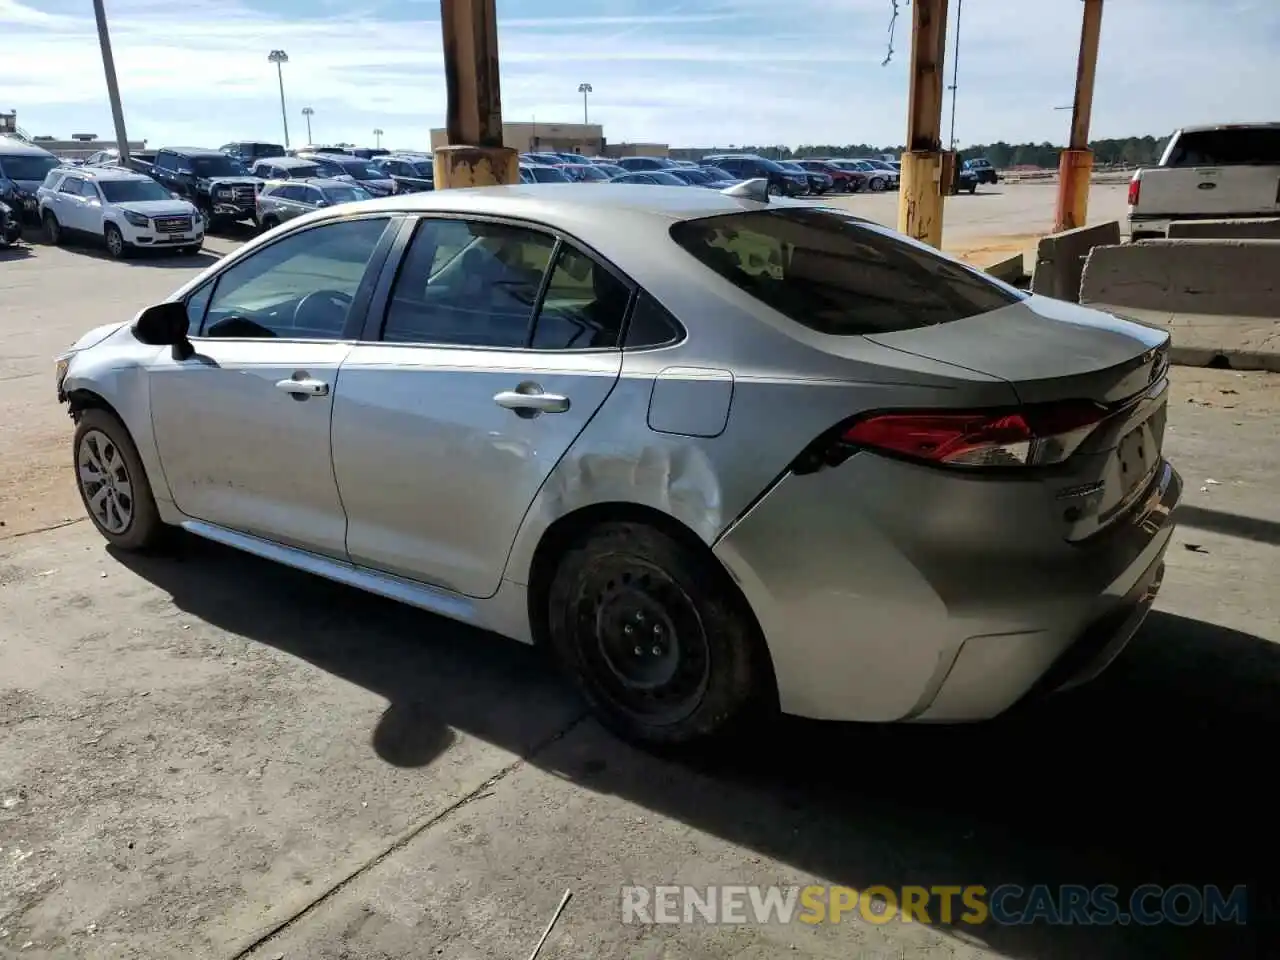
[293,289,354,331]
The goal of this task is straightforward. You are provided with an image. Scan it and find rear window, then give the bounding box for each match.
[1164,128,1280,167]
[669,209,1024,336]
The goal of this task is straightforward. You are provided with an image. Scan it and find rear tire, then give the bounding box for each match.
[260,215,279,232]
[180,243,202,255]
[869,177,886,192]
[546,522,774,748]
[72,408,167,551]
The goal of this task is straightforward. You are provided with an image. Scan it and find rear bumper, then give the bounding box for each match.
[712,456,1181,724]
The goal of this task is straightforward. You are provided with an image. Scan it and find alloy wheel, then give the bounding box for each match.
[77,429,134,535]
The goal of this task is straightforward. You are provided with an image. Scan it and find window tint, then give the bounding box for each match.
[1165,128,1280,167]
[200,217,389,339]
[381,218,555,347]
[59,178,84,196]
[278,184,304,202]
[155,151,177,172]
[530,245,631,349]
[624,292,683,348]
[669,209,1023,336]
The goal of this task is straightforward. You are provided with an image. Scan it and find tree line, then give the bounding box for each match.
[673,136,1169,168]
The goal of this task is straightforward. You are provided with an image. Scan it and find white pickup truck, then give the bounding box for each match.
[1127,123,1280,239]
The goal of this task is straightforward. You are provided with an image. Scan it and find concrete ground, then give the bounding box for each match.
[2,190,1275,959]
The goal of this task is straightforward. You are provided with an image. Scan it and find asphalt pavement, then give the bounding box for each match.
[1,197,1275,959]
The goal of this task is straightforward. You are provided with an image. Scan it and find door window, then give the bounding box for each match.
[155,151,177,172]
[530,245,632,349]
[380,218,555,347]
[199,217,390,339]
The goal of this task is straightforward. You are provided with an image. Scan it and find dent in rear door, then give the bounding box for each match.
[331,345,621,598]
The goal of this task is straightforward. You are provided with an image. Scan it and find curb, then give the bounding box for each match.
[1168,345,1280,373]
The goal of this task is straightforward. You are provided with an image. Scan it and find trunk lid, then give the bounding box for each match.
[866,296,1172,542]
[864,295,1169,406]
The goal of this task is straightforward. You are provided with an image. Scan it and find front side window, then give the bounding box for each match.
[199,217,390,339]
[670,209,1023,336]
[191,155,248,178]
[380,218,555,347]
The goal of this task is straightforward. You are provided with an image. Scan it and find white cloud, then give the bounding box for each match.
[2,0,1277,150]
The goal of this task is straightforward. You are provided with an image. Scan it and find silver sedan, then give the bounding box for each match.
[55,183,1182,747]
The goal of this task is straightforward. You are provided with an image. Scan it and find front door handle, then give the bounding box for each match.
[275,377,330,397]
[494,385,570,415]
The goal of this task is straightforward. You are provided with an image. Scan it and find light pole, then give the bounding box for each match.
[301,106,314,145]
[91,0,131,163]
[946,0,962,153]
[577,82,593,125]
[268,49,290,148]
[373,128,384,148]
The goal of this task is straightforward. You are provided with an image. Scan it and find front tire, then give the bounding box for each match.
[73,408,166,551]
[546,522,773,748]
[766,182,784,198]
[180,243,203,255]
[104,223,129,259]
[869,177,886,192]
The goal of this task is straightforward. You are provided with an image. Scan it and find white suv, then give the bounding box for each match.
[37,167,204,258]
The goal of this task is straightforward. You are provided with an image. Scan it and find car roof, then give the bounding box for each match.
[0,136,58,157]
[161,147,224,157]
[257,156,320,167]
[1178,122,1280,134]
[68,167,153,181]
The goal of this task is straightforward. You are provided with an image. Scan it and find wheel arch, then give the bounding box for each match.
[524,500,778,707]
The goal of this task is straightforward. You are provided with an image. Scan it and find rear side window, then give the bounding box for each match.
[669,209,1023,336]
[1165,128,1280,167]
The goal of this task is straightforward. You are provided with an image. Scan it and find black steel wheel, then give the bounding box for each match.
[547,522,773,748]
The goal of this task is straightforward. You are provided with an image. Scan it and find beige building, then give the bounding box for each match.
[430,121,605,156]
[603,142,669,159]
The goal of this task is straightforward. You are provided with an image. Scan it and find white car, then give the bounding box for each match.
[37,166,204,258]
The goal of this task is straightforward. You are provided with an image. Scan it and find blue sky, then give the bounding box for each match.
[2,0,1278,151]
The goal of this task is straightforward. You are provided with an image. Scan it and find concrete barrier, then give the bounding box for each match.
[983,252,1027,284]
[1079,239,1280,372]
[1167,217,1280,239]
[1030,220,1122,302]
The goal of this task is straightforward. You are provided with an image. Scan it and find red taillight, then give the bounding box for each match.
[1127,177,1140,206]
[841,402,1108,468]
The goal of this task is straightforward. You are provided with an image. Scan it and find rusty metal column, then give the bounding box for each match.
[897,0,950,247]
[433,0,518,188]
[1054,0,1104,231]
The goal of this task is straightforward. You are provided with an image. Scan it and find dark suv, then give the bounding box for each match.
[147,147,263,227]
[701,154,808,197]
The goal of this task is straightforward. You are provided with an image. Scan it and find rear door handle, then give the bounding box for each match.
[494,387,570,414]
[275,377,330,397]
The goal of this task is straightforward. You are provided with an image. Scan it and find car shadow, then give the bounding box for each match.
[108,534,1273,959]
[0,244,32,260]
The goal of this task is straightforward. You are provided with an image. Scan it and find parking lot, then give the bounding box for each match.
[2,181,1276,959]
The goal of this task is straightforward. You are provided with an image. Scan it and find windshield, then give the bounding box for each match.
[321,185,371,204]
[569,165,609,181]
[98,178,172,203]
[530,166,570,182]
[644,171,687,185]
[339,160,385,180]
[192,155,248,177]
[671,169,711,184]
[0,154,61,182]
[670,209,1023,336]
[700,165,733,180]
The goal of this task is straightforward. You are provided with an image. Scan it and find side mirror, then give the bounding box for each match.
[133,302,193,359]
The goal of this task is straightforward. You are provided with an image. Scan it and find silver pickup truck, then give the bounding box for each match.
[1127,123,1280,239]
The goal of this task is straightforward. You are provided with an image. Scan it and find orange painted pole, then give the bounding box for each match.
[1053,0,1104,231]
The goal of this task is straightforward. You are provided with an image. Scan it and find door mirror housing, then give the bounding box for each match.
[133,301,193,358]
